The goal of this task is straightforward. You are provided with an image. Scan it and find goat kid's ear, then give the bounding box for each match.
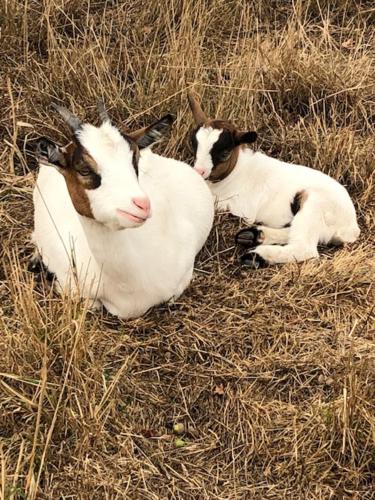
[130,114,175,150]
[36,137,74,173]
[234,130,257,145]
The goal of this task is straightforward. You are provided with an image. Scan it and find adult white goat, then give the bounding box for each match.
[187,92,360,268]
[32,103,214,318]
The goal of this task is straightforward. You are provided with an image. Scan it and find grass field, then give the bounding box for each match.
[1,0,375,498]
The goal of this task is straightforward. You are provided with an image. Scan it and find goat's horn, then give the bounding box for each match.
[52,103,82,132]
[187,91,208,125]
[97,99,110,123]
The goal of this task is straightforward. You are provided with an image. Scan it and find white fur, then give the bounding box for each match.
[195,127,221,177]
[193,135,360,264]
[33,125,214,318]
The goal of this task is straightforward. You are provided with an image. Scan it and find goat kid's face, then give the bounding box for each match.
[37,109,173,230]
[188,92,257,182]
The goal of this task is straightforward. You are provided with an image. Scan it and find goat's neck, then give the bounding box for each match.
[78,216,131,280]
[209,147,256,198]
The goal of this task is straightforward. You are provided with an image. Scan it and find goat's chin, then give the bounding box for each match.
[102,218,146,231]
[118,221,145,231]
[87,211,146,231]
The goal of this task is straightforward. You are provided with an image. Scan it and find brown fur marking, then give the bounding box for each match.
[204,119,236,132]
[291,190,308,216]
[204,120,250,182]
[58,140,103,218]
[208,145,241,183]
[64,170,94,218]
[81,152,99,173]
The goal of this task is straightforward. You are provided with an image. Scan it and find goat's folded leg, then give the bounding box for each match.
[236,225,290,248]
[241,243,319,268]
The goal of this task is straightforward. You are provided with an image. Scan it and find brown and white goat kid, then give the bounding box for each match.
[32,103,214,318]
[187,92,360,268]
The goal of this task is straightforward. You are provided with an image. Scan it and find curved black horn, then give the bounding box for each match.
[52,103,82,132]
[97,99,110,123]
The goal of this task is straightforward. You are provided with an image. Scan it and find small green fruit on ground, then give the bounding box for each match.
[175,438,187,448]
[173,423,185,434]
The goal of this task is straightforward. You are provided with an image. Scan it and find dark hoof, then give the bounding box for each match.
[235,226,264,248]
[44,270,56,282]
[28,258,43,274]
[28,258,55,281]
[240,252,267,269]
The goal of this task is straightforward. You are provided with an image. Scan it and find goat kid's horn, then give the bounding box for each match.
[52,103,82,132]
[187,91,208,125]
[97,99,110,123]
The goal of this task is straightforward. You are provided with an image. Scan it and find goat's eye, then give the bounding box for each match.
[79,167,92,177]
[219,149,231,161]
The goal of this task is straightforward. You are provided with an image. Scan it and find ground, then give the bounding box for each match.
[0,1,374,499]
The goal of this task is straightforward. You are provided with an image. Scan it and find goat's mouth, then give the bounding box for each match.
[116,209,149,224]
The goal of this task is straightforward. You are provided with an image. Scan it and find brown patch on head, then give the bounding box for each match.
[64,169,94,218]
[208,144,242,183]
[291,190,308,216]
[57,140,102,218]
[203,121,243,183]
[205,119,236,132]
[190,118,257,183]
[205,120,258,145]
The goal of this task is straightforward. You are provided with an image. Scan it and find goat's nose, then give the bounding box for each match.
[195,167,205,176]
[132,196,151,216]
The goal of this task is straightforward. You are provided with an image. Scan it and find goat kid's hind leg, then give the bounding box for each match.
[241,242,319,268]
[236,225,290,248]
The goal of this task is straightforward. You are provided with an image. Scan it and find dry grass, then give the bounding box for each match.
[1,0,375,498]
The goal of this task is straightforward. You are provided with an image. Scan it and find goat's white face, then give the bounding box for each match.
[191,123,258,183]
[192,126,223,179]
[37,108,174,230]
[187,91,257,183]
[77,122,149,230]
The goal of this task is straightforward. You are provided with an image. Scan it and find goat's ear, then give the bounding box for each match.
[36,137,73,173]
[129,114,175,150]
[234,130,257,145]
